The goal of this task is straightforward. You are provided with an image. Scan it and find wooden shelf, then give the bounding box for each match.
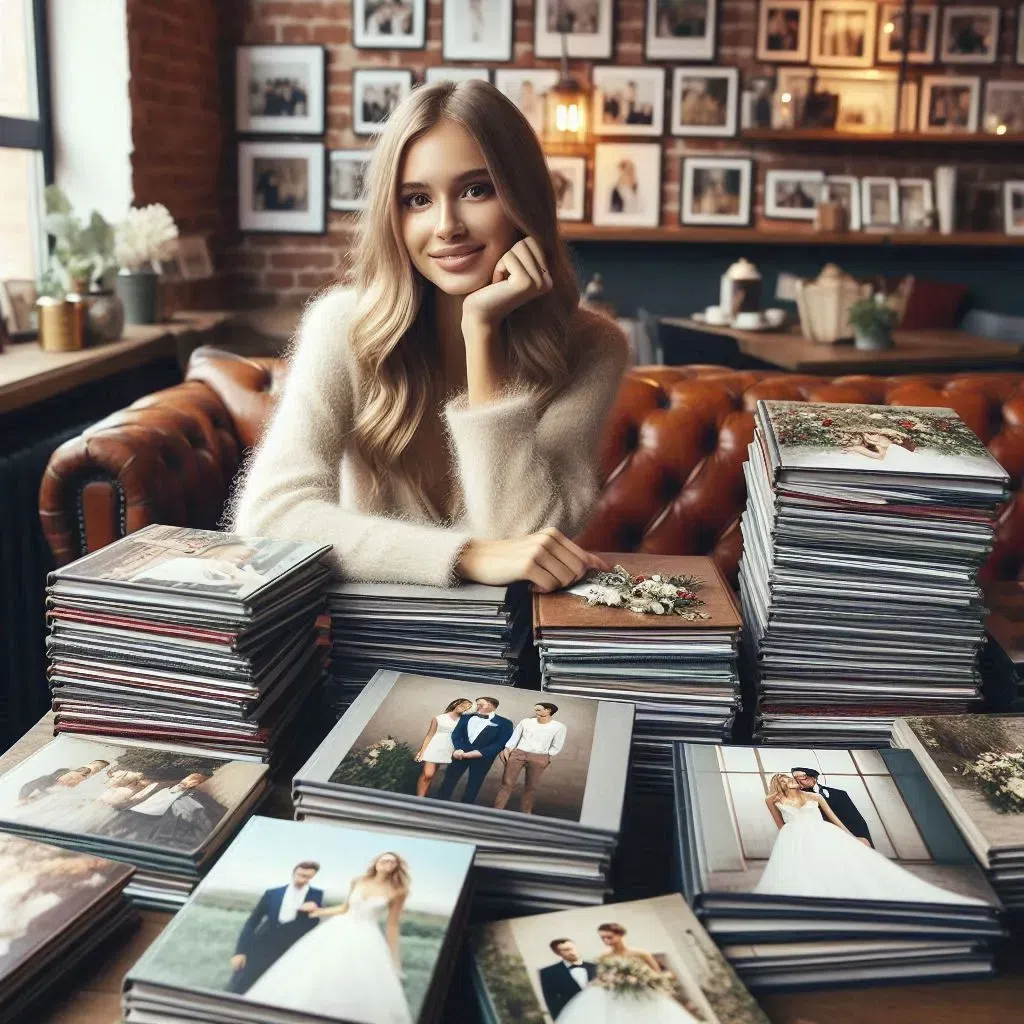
[741,129,1023,145]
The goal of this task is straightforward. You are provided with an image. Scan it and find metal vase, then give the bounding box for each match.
[115,269,160,325]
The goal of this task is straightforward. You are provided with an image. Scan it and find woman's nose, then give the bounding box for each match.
[434,199,465,239]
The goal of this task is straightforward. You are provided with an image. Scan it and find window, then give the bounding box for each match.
[0,0,52,282]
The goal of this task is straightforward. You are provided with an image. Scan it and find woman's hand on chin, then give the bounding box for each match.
[461,236,552,335]
[456,527,610,592]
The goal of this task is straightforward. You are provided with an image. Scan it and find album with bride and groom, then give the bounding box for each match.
[123,815,475,1024]
[672,742,1004,990]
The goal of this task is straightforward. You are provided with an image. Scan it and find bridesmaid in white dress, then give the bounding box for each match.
[413,698,473,797]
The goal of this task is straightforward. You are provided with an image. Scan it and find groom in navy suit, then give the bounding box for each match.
[792,767,874,847]
[437,696,514,804]
[228,861,324,993]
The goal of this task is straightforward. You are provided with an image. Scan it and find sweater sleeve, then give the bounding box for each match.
[228,288,472,587]
[443,310,630,541]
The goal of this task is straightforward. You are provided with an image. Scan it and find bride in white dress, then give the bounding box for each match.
[245,851,413,1023]
[414,698,473,797]
[754,774,984,905]
[558,922,698,1024]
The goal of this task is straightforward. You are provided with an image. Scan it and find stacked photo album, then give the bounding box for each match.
[0,724,268,911]
[325,579,531,713]
[738,400,1009,746]
[893,713,1024,910]
[535,554,742,786]
[47,525,333,763]
[123,815,475,1024]
[672,741,1004,991]
[292,670,633,913]
[472,893,769,1024]
[0,833,135,1024]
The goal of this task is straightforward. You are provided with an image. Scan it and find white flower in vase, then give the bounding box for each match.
[115,203,179,274]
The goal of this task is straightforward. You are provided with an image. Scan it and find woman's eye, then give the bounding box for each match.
[403,193,429,208]
[464,183,492,199]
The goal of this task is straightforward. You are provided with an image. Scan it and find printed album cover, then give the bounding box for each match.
[125,816,475,1023]
[474,894,768,1024]
[757,401,1008,482]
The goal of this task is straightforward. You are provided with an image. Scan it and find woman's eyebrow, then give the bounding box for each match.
[399,168,490,192]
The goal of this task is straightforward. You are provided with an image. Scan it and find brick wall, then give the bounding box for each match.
[194,0,1024,305]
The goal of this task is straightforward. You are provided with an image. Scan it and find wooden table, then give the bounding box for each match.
[661,318,1024,374]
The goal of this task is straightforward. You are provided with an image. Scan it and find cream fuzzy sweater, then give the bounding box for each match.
[229,286,629,587]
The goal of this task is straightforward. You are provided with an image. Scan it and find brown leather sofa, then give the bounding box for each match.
[39,348,1024,587]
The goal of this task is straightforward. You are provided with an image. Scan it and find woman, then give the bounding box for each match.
[558,922,698,1023]
[610,159,639,214]
[414,697,473,796]
[754,774,984,904]
[840,429,915,461]
[246,852,413,1023]
[229,80,627,594]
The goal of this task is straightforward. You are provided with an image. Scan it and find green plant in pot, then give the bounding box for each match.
[42,185,116,295]
[848,294,897,351]
[114,203,179,325]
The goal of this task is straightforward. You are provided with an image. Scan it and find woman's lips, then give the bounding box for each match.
[430,246,485,272]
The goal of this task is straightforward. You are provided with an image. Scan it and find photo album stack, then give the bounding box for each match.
[738,400,1009,746]
[292,670,633,912]
[46,525,332,763]
[672,742,1004,991]
[894,713,1024,911]
[0,833,135,1024]
[123,815,475,1024]
[325,579,531,713]
[535,553,742,786]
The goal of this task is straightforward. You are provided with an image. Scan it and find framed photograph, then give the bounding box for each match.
[175,236,215,279]
[592,142,662,227]
[353,0,426,49]
[592,66,665,136]
[940,5,999,64]
[899,178,935,229]
[983,80,1024,134]
[535,0,614,59]
[353,69,414,135]
[644,0,717,61]
[494,69,560,136]
[329,149,372,212]
[877,3,937,63]
[680,156,753,226]
[757,0,811,62]
[823,174,861,230]
[424,66,491,86]
[442,0,514,62]
[776,67,917,133]
[238,141,326,234]
[860,176,899,227]
[1006,181,1024,235]
[0,279,37,333]
[764,168,824,220]
[671,67,738,137]
[919,75,980,133]
[235,45,325,135]
[742,75,776,129]
[547,155,587,221]
[811,0,877,68]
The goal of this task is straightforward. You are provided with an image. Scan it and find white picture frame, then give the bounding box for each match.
[353,0,426,49]
[592,142,662,228]
[919,75,981,134]
[764,169,825,220]
[494,69,560,136]
[823,174,861,230]
[592,66,665,137]
[940,5,999,65]
[238,141,326,235]
[441,0,514,62]
[547,155,587,222]
[353,69,414,135]
[1005,181,1024,235]
[329,149,373,212]
[898,178,935,229]
[877,3,938,63]
[757,0,812,62]
[535,0,614,58]
[680,157,753,226]
[644,0,717,61]
[424,67,491,86]
[811,0,878,68]
[861,176,899,227]
[775,67,918,133]
[671,67,739,138]
[235,45,326,135]
[983,80,1024,134]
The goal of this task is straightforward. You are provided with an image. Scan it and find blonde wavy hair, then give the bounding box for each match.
[766,773,811,805]
[345,79,580,509]
[362,850,411,897]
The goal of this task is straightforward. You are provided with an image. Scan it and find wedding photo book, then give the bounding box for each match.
[472,893,769,1024]
[123,815,475,1024]
[293,670,633,911]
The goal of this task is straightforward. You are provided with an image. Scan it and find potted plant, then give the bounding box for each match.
[848,294,898,351]
[114,203,179,325]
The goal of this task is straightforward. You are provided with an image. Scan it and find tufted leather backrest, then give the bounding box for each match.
[184,350,1024,587]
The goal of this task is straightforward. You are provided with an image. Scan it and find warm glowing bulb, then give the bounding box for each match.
[883,20,895,33]
[997,124,1008,135]
[780,92,792,104]
[567,104,580,131]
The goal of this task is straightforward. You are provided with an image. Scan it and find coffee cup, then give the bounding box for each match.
[705,305,728,325]
[764,308,786,328]
[733,311,764,329]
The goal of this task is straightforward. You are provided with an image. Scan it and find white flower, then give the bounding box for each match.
[1004,777,1024,800]
[115,203,179,271]
[380,738,396,750]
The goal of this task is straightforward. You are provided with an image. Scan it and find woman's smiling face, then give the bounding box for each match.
[398,119,520,296]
